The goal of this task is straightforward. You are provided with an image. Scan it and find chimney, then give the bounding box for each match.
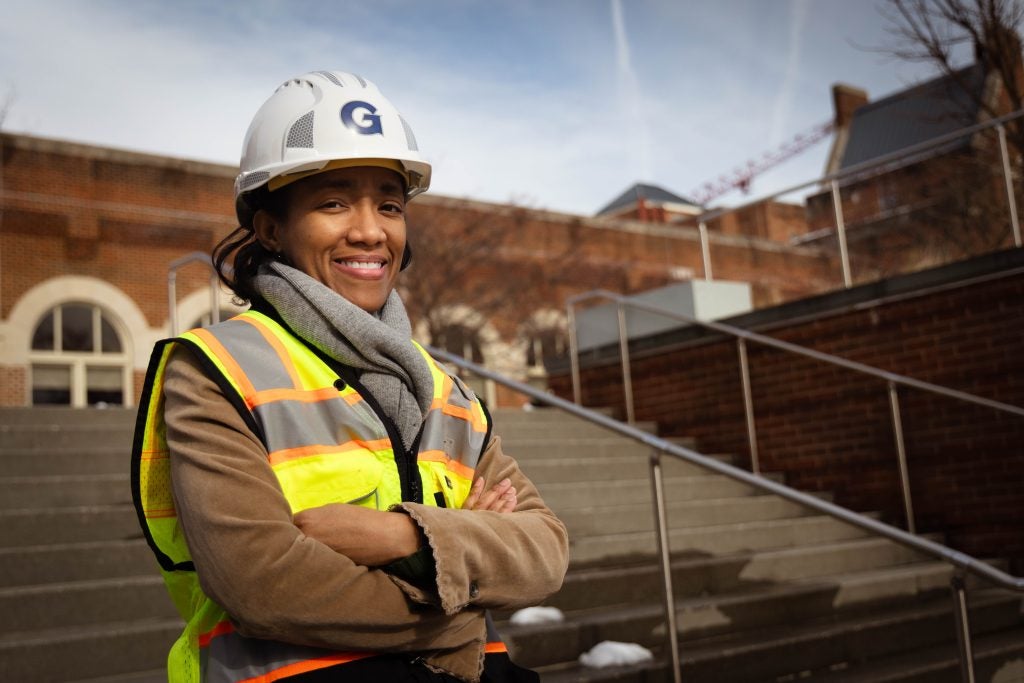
[823,84,869,175]
[832,84,868,128]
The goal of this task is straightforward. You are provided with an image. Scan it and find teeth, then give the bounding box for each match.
[340,260,384,270]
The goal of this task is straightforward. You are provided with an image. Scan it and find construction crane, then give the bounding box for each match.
[690,119,835,206]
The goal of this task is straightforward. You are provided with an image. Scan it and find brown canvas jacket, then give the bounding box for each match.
[163,347,569,682]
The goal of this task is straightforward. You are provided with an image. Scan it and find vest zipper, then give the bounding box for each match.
[247,301,426,504]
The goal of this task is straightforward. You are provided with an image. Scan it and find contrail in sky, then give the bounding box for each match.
[611,0,652,181]
[770,0,810,146]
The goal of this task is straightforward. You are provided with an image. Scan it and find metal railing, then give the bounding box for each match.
[167,252,221,336]
[693,108,1024,287]
[428,344,1024,683]
[566,289,1024,534]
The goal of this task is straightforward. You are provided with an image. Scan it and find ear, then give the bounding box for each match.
[253,210,283,253]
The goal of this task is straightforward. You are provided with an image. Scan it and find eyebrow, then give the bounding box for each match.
[309,177,405,197]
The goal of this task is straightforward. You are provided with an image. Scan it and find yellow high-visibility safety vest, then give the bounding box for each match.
[131,309,493,682]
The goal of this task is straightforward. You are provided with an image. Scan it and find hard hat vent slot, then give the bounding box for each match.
[314,71,342,86]
[286,112,315,149]
[399,115,418,152]
[353,73,367,88]
[239,171,270,192]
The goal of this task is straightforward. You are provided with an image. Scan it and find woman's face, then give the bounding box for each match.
[255,166,407,313]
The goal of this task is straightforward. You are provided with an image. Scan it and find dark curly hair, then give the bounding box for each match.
[212,186,292,304]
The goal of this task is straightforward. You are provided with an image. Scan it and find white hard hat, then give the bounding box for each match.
[234,70,431,206]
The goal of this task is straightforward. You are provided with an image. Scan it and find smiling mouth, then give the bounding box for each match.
[336,259,386,270]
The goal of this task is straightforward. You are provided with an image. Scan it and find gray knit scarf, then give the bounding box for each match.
[252,261,433,450]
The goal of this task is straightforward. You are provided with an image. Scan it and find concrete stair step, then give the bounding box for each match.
[0,473,130,509]
[0,505,141,548]
[531,591,1024,683]
[557,494,812,539]
[568,513,876,565]
[517,453,736,484]
[536,474,762,512]
[69,669,168,683]
[0,424,135,450]
[506,558,975,669]
[0,407,137,428]
[812,626,1024,683]
[0,540,156,588]
[0,575,178,634]
[0,447,130,476]
[0,617,180,682]
[673,588,1024,682]
[544,537,936,613]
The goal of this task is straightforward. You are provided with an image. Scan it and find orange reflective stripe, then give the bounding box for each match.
[249,387,341,408]
[437,401,488,434]
[484,642,508,654]
[191,328,258,403]
[198,620,235,649]
[237,652,377,683]
[238,316,302,391]
[268,439,392,466]
[418,450,475,481]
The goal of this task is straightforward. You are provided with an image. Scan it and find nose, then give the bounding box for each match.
[345,200,387,245]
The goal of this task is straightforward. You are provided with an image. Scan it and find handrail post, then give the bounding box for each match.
[567,303,582,406]
[209,269,221,326]
[950,573,977,683]
[996,124,1022,248]
[887,381,915,534]
[616,302,636,424]
[649,449,682,683]
[698,220,713,281]
[830,179,853,288]
[737,338,760,475]
[167,270,179,337]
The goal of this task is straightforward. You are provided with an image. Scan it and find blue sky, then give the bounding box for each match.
[0,1,971,215]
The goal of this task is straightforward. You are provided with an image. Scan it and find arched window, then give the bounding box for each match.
[30,303,131,407]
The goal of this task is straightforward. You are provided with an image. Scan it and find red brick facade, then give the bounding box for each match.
[0,133,836,408]
[549,249,1024,569]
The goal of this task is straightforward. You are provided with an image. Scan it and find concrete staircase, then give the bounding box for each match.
[2,406,1021,682]
[489,407,1024,683]
[0,408,175,683]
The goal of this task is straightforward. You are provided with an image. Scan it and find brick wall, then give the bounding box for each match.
[549,249,1024,570]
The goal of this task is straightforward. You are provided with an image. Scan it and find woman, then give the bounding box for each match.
[131,70,569,683]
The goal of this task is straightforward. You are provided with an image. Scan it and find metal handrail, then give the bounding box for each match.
[427,344,1024,683]
[167,252,221,336]
[567,289,1024,534]
[693,107,1024,286]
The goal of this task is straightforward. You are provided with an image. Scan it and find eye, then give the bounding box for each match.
[380,201,405,215]
[319,199,345,210]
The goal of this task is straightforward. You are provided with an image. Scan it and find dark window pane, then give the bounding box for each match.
[32,312,56,351]
[87,388,124,406]
[33,388,71,405]
[62,304,94,352]
[100,316,121,353]
[32,364,71,405]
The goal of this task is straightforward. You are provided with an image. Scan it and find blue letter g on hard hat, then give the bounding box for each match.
[340,101,383,135]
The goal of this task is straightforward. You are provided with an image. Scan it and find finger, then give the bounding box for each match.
[476,478,512,511]
[462,477,486,510]
[497,487,517,513]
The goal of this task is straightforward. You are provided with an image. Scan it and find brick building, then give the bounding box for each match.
[0,132,838,409]
[804,63,1023,281]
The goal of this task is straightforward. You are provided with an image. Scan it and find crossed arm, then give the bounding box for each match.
[292,476,518,567]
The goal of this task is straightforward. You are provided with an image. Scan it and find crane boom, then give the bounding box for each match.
[690,120,834,205]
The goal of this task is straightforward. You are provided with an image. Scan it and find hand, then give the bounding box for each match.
[462,477,517,513]
[293,504,421,566]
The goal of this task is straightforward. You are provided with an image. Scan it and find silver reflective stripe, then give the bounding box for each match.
[207,319,296,392]
[204,628,359,682]
[254,397,386,454]
[419,409,486,469]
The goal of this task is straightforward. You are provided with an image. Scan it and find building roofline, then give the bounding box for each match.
[0,131,238,179]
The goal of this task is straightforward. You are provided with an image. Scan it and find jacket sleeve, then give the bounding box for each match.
[163,347,486,663]
[399,435,570,615]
